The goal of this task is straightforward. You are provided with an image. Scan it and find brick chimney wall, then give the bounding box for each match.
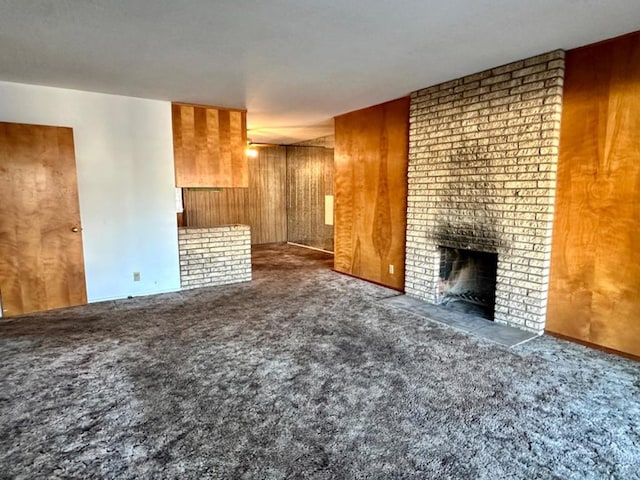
[404,51,565,333]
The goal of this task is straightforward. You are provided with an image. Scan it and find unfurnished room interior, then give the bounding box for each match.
[0,1,639,478]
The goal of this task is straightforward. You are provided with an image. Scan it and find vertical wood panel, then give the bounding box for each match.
[286,146,334,251]
[172,105,184,179]
[172,103,248,187]
[194,107,211,182]
[178,105,196,185]
[0,122,87,316]
[547,32,640,357]
[206,108,221,182]
[230,111,248,187]
[334,98,409,290]
[217,109,232,186]
[184,146,287,244]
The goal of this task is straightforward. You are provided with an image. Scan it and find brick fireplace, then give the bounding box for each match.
[404,51,565,333]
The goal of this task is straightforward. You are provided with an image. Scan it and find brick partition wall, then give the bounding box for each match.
[178,225,252,289]
[404,51,565,333]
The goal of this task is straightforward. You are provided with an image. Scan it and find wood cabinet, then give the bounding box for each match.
[172,103,248,187]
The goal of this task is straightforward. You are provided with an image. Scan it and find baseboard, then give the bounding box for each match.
[88,286,182,304]
[286,242,334,255]
[545,330,639,362]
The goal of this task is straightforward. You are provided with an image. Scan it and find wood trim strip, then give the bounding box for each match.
[545,331,640,362]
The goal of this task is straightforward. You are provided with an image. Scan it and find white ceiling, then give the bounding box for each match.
[0,1,638,144]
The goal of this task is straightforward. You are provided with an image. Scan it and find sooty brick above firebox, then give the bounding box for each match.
[404,50,565,333]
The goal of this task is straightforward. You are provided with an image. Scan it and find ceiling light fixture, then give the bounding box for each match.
[245,139,258,158]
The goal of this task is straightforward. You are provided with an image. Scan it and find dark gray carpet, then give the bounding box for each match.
[1,244,638,479]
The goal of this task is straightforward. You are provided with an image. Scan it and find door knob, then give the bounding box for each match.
[71,227,79,233]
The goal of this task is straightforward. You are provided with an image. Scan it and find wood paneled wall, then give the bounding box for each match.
[183,146,287,244]
[172,103,248,187]
[334,98,410,290]
[286,146,334,251]
[547,32,640,357]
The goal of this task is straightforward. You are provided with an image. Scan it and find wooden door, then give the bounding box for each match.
[546,32,640,356]
[0,122,87,316]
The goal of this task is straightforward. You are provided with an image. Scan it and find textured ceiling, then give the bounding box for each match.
[0,0,638,143]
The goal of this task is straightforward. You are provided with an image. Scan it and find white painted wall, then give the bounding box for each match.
[0,81,181,302]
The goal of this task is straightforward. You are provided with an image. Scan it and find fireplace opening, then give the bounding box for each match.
[437,247,498,320]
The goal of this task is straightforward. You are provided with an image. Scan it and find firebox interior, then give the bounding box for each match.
[438,247,498,320]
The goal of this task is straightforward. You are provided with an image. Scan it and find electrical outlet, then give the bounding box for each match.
[388,264,395,275]
[133,272,141,282]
